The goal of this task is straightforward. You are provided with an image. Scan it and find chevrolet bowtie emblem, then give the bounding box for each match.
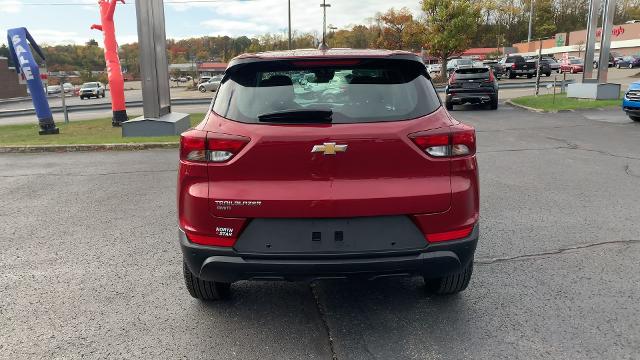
[311,142,348,155]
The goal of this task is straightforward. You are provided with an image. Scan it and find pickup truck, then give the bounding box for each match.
[499,55,536,79]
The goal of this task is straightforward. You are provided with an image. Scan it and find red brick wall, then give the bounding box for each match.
[0,58,28,99]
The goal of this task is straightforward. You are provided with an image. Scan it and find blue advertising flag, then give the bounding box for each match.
[7,27,59,135]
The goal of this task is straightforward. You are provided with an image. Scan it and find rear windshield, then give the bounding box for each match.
[82,83,98,88]
[454,67,490,79]
[212,59,440,124]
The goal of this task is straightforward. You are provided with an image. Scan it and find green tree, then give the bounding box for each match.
[422,0,482,78]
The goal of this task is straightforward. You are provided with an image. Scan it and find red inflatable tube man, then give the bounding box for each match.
[91,0,128,126]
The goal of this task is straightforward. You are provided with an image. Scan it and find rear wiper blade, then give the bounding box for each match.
[258,109,333,123]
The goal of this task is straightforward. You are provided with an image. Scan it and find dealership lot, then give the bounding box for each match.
[1,106,639,359]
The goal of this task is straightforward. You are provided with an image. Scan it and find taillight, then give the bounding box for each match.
[426,225,474,242]
[511,63,516,69]
[485,69,495,83]
[409,124,476,157]
[207,133,250,162]
[180,130,250,163]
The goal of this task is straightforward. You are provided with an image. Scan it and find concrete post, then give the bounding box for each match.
[122,0,190,137]
[582,0,601,80]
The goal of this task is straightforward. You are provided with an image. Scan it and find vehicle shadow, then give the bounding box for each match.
[186,281,334,358]
[309,276,480,359]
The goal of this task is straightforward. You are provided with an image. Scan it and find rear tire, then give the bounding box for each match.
[527,74,533,79]
[424,261,473,295]
[489,99,498,110]
[183,261,231,301]
[630,64,634,69]
[445,102,453,111]
[630,115,640,122]
[199,86,207,93]
[507,70,515,79]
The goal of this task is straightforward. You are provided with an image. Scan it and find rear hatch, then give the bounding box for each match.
[448,67,494,92]
[206,58,452,218]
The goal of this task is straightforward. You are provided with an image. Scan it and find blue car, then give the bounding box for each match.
[623,81,640,122]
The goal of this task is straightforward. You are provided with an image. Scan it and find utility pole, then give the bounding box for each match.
[319,0,331,50]
[535,38,543,96]
[288,0,292,50]
[527,0,534,43]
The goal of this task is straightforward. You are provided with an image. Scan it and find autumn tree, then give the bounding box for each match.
[422,0,482,78]
[374,7,416,50]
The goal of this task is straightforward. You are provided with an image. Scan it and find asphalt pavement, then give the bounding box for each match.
[1,106,639,359]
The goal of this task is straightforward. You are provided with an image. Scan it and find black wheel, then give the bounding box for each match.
[489,98,498,110]
[545,72,551,77]
[593,62,598,69]
[445,102,453,111]
[199,86,207,93]
[630,115,640,122]
[101,92,105,98]
[507,70,515,79]
[80,96,84,100]
[424,261,473,295]
[630,64,634,69]
[616,64,620,69]
[527,74,533,79]
[183,261,231,301]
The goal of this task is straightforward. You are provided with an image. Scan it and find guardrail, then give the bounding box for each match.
[0,80,575,119]
[0,98,212,118]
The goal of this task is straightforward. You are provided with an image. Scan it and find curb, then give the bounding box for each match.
[0,142,178,153]
[505,100,575,113]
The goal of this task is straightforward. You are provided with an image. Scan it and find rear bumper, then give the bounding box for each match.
[181,224,479,282]
[446,92,497,105]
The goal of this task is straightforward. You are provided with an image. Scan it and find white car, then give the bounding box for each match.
[62,82,74,93]
[46,85,61,94]
[198,75,223,93]
[427,64,442,74]
[446,58,474,72]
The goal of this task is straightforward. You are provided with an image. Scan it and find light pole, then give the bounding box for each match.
[527,0,534,43]
[319,0,331,50]
[288,0,292,50]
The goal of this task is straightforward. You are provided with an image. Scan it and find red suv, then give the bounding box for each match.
[178,49,479,300]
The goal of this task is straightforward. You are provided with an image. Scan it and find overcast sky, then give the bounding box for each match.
[0,0,422,46]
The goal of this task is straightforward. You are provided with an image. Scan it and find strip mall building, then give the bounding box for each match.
[462,22,640,60]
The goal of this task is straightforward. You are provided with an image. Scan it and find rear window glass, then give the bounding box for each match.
[212,59,440,124]
[454,68,490,79]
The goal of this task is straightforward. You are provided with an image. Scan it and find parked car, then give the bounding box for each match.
[446,58,474,73]
[616,55,640,69]
[178,49,479,300]
[622,81,640,122]
[445,67,498,110]
[593,53,614,68]
[427,63,442,74]
[62,82,74,93]
[541,56,560,72]
[79,82,106,99]
[198,76,212,84]
[499,55,536,79]
[198,75,223,93]
[482,60,504,79]
[46,85,61,94]
[560,59,584,73]
[526,57,552,76]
